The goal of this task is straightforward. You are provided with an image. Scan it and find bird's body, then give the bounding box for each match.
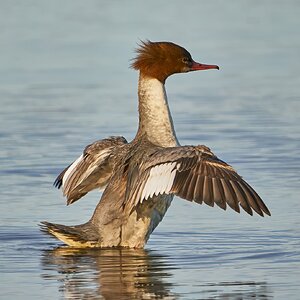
[41,41,270,248]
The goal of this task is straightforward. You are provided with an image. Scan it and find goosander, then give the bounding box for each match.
[41,41,270,248]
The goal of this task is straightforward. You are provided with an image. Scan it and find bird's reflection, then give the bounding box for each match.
[41,245,272,299]
[41,246,178,300]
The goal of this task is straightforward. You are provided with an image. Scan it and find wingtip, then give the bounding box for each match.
[261,203,271,217]
[66,197,77,206]
[241,205,271,217]
[53,178,62,189]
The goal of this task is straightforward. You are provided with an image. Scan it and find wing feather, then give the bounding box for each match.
[193,175,204,204]
[203,176,214,207]
[125,145,270,217]
[212,178,226,210]
[186,173,198,201]
[231,181,253,215]
[244,181,270,215]
[54,136,127,205]
[180,171,194,201]
[237,182,263,216]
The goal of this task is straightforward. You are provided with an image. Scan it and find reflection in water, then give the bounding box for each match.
[1,1,299,298]
[41,246,272,299]
[200,281,271,299]
[41,247,178,300]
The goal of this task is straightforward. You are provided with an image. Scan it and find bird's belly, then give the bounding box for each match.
[120,194,173,248]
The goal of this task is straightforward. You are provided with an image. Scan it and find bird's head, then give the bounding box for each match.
[131,40,219,83]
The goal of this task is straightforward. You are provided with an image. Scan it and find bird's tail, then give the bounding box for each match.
[40,221,100,248]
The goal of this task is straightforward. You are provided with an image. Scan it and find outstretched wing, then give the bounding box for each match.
[54,136,128,205]
[126,145,270,217]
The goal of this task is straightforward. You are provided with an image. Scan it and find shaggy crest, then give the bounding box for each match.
[131,40,193,82]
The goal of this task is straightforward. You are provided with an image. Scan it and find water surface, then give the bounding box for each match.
[1,1,300,299]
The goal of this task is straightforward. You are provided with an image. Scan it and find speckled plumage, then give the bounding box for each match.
[41,41,270,248]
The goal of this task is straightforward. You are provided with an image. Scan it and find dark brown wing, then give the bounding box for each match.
[126,145,270,217]
[54,136,127,205]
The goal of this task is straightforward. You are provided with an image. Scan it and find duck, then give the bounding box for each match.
[41,41,270,248]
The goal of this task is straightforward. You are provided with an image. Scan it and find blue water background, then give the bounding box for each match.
[0,1,299,299]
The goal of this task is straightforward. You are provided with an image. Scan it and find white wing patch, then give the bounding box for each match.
[140,162,180,202]
[62,149,112,191]
[62,154,83,188]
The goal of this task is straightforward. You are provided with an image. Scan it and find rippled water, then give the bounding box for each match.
[1,1,300,299]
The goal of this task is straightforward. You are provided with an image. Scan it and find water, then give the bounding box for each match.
[1,1,300,299]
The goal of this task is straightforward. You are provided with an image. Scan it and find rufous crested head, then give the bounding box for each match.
[131,40,219,83]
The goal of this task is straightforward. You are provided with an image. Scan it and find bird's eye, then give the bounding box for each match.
[182,57,190,64]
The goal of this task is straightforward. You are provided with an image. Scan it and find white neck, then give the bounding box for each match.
[135,76,179,147]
